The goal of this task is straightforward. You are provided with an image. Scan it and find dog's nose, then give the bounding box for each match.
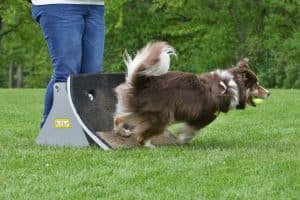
[267,92,270,97]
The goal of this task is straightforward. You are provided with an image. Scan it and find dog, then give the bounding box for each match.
[114,41,270,147]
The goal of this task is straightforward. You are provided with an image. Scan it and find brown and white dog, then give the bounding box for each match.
[114,41,270,147]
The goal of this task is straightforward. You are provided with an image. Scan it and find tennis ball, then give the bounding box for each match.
[253,98,264,105]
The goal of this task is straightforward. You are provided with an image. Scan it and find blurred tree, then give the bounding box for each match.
[0,0,50,88]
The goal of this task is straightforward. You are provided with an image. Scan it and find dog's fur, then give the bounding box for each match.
[114,41,270,147]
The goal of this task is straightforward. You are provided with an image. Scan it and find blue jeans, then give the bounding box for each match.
[32,4,105,128]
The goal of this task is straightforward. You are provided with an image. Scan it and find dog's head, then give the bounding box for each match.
[230,58,270,108]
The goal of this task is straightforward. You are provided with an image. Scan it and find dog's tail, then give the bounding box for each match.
[124,41,176,84]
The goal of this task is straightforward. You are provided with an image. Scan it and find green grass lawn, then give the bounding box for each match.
[0,89,299,199]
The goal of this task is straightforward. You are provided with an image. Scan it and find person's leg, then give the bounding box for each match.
[81,5,105,73]
[32,5,86,127]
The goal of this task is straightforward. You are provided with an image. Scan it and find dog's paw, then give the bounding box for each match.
[115,127,133,137]
[121,128,133,137]
[144,140,156,149]
[178,134,193,144]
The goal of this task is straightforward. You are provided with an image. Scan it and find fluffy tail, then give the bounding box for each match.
[124,41,176,84]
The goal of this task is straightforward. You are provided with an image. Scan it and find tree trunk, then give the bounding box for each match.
[0,17,2,53]
[8,62,13,88]
[16,65,23,88]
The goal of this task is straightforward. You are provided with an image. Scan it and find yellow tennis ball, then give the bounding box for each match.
[253,98,264,105]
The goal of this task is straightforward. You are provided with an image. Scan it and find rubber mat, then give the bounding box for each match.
[97,131,179,148]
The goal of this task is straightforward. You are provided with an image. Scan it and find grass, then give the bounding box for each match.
[0,89,299,199]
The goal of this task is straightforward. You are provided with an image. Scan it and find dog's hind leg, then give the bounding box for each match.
[135,122,166,148]
[134,120,152,145]
[178,123,198,144]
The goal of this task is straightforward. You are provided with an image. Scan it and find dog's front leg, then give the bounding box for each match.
[178,123,198,144]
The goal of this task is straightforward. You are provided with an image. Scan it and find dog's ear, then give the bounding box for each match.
[236,58,249,69]
[243,69,257,88]
[233,58,257,88]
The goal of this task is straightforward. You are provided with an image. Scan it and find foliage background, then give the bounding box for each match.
[0,0,299,88]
